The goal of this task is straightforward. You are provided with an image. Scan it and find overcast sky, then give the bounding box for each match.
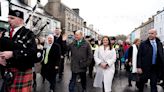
[61,0,164,36]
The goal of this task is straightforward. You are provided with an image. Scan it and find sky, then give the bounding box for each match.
[61,0,164,36]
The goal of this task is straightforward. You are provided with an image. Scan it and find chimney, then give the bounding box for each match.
[83,22,87,27]
[44,0,61,18]
[157,11,160,14]
[72,8,79,15]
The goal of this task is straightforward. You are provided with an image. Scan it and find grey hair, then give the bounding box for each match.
[75,30,83,36]
[45,34,54,45]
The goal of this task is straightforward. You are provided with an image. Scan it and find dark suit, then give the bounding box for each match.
[41,43,61,91]
[137,38,164,92]
[54,35,67,78]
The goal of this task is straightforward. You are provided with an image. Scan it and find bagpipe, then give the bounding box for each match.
[7,0,50,37]
[24,1,50,37]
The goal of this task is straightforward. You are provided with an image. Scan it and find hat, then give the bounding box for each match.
[9,9,24,19]
[85,35,90,38]
[90,38,95,42]
[111,37,116,40]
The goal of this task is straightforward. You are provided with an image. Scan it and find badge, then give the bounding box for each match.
[37,52,41,58]
[17,35,20,38]
[15,12,20,17]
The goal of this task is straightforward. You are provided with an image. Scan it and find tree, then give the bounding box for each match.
[115,35,127,42]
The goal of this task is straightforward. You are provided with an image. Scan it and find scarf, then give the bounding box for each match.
[75,39,84,48]
[132,44,138,73]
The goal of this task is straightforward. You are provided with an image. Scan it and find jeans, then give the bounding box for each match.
[69,72,86,92]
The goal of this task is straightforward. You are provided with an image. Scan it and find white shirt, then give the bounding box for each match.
[11,25,23,37]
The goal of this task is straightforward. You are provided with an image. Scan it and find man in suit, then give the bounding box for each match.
[0,9,37,92]
[53,28,67,81]
[137,29,164,92]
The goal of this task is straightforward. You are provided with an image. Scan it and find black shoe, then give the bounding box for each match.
[128,84,132,87]
[33,81,37,88]
[33,83,37,92]
[49,89,55,92]
[50,88,55,92]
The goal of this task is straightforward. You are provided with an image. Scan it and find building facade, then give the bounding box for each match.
[140,17,154,41]
[130,27,141,43]
[45,0,84,35]
[154,10,164,43]
[0,0,61,37]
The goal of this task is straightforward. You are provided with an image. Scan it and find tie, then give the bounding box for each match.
[152,42,157,64]
[10,27,14,40]
[44,48,50,64]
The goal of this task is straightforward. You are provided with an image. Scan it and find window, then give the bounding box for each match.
[0,3,1,16]
[68,22,70,31]
[160,28,162,34]
[72,24,74,31]
[161,14,162,20]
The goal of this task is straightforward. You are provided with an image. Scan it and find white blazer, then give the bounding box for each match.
[93,45,116,92]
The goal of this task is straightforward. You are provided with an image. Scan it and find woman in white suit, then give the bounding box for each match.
[93,36,116,92]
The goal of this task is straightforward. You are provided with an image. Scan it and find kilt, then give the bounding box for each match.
[6,68,33,92]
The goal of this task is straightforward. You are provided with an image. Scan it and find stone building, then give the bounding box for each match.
[45,0,84,35]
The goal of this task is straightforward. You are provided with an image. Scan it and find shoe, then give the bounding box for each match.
[49,89,55,92]
[49,89,53,92]
[33,81,37,88]
[128,84,132,87]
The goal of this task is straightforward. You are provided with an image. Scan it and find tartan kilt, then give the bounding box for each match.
[6,68,33,92]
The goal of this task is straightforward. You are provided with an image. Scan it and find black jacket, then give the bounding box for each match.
[2,26,37,71]
[46,43,61,67]
[137,38,164,76]
[54,35,67,55]
[41,43,61,80]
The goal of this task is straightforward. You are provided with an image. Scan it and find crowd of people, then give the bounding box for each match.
[0,9,164,92]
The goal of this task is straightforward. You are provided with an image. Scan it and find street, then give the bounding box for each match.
[33,62,164,92]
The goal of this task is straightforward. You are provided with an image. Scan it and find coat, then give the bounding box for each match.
[137,38,164,79]
[2,26,37,91]
[127,45,138,73]
[69,39,92,73]
[3,26,37,71]
[54,35,67,55]
[41,43,61,80]
[93,46,116,92]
